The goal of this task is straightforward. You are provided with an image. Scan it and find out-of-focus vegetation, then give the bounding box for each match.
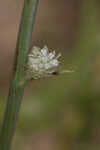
[0,0,100,150]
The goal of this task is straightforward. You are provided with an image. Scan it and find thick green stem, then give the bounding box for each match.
[0,0,39,150]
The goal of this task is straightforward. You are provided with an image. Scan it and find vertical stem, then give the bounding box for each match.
[0,0,39,150]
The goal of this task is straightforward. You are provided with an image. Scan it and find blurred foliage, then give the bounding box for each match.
[1,0,100,150]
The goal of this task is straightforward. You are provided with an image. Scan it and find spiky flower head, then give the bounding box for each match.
[26,46,73,80]
[26,46,61,79]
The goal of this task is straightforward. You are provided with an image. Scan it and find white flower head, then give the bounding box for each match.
[26,46,61,79]
[26,45,72,80]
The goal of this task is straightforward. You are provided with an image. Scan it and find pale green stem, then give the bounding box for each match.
[0,0,39,150]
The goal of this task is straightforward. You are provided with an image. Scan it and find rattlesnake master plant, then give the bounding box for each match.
[27,46,73,80]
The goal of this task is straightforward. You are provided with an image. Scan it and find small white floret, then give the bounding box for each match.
[26,46,61,79]
[26,45,73,80]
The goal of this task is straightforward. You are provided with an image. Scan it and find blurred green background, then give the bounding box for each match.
[0,0,100,149]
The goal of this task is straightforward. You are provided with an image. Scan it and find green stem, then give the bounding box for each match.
[0,0,39,150]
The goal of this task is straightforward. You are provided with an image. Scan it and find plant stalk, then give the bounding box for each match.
[0,0,39,150]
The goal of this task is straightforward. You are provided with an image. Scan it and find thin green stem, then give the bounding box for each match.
[0,0,39,150]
